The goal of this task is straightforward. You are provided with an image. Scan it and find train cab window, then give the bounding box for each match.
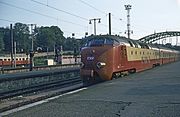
[105,38,113,45]
[85,38,119,47]
[85,38,105,47]
[104,38,119,46]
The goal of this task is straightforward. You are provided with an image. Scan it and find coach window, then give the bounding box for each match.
[8,59,10,61]
[131,51,133,55]
[0,59,2,61]
[4,59,7,61]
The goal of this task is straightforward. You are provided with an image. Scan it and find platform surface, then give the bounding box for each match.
[3,61,180,117]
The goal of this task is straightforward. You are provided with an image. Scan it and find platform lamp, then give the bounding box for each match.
[89,18,101,35]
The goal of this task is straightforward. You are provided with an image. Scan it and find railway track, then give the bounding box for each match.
[0,76,82,100]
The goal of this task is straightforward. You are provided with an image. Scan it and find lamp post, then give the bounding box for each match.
[89,18,101,35]
[28,24,36,51]
[28,24,36,71]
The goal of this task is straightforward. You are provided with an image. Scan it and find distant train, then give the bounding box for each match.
[0,56,29,67]
[0,55,81,67]
[61,55,81,64]
[80,35,180,85]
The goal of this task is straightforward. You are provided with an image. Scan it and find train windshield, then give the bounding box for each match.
[85,38,118,47]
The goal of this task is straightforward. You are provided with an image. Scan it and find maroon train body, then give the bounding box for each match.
[80,35,180,85]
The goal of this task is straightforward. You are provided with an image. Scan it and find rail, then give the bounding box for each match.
[0,67,81,100]
[0,63,81,74]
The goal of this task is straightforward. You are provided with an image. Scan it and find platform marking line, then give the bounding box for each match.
[0,87,87,116]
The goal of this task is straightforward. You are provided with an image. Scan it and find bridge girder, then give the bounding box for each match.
[139,31,180,43]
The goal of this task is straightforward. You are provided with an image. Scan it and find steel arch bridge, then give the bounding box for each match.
[139,31,180,43]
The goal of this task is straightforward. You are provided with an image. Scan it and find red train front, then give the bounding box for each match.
[80,35,121,85]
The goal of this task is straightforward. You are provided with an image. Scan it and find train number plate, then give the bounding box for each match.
[87,56,94,61]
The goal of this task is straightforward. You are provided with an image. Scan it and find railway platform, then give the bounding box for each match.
[1,61,180,117]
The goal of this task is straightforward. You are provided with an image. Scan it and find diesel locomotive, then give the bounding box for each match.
[80,35,180,85]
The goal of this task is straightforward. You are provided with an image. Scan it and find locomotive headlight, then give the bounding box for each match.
[96,62,106,69]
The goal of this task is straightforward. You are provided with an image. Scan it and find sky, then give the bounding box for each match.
[0,0,180,43]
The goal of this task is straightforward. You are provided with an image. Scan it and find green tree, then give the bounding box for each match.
[2,27,11,52]
[35,26,65,51]
[0,29,5,52]
[14,23,30,52]
[63,37,77,51]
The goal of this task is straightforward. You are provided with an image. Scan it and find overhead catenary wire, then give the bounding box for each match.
[77,0,124,32]
[32,0,123,33]
[78,0,123,22]
[31,0,89,21]
[31,0,124,34]
[1,0,149,37]
[0,2,87,37]
[0,1,87,29]
[77,0,150,36]
[0,18,16,23]
[78,0,107,15]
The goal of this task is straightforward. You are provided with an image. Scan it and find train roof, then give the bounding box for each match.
[84,35,179,52]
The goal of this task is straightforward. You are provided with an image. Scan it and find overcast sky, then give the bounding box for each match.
[0,0,180,41]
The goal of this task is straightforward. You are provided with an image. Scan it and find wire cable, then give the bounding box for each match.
[78,0,107,15]
[0,1,87,28]
[0,18,16,23]
[31,0,88,21]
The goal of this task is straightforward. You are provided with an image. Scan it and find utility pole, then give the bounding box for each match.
[109,13,111,35]
[125,4,133,39]
[89,18,101,35]
[10,24,14,67]
[14,41,16,68]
